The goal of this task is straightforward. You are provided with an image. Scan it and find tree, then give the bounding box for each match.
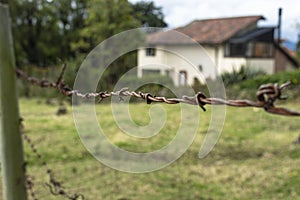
[72,0,140,53]
[9,0,62,66]
[132,1,167,28]
[4,0,88,66]
[4,0,167,67]
[51,0,88,58]
[4,0,168,91]
[71,0,142,90]
[0,0,9,4]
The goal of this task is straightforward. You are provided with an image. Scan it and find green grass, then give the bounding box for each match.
[1,98,300,199]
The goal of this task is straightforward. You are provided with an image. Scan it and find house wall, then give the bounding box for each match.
[246,59,274,74]
[138,45,216,86]
[274,48,295,72]
[165,45,217,85]
[285,62,297,71]
[216,44,246,73]
[138,43,277,86]
[216,44,275,74]
[137,46,166,78]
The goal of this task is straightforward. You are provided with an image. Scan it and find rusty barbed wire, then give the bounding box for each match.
[16,64,300,116]
[20,118,85,200]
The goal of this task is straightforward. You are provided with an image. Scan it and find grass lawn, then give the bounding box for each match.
[1,98,300,199]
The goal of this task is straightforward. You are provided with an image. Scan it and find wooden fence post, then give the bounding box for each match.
[0,4,28,200]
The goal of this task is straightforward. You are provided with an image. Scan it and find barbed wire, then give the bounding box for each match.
[20,118,85,200]
[15,64,300,116]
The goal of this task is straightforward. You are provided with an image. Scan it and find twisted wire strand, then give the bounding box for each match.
[15,65,300,116]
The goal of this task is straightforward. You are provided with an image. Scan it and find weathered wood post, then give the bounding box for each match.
[0,4,28,200]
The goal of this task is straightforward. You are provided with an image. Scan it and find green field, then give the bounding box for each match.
[1,98,300,200]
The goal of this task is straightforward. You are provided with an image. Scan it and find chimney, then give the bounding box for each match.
[277,8,282,43]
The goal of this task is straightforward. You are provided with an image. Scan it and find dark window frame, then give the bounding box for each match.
[225,41,274,58]
[224,43,247,58]
[251,42,274,58]
[145,47,156,56]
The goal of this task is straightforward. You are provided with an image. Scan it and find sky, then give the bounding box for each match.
[129,0,300,42]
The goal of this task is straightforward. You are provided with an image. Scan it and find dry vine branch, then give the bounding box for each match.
[16,64,300,116]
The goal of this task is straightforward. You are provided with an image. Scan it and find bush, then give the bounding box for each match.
[221,65,266,86]
[239,68,300,89]
[222,68,300,100]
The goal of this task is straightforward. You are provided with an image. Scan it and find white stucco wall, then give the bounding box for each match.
[138,44,218,86]
[137,46,167,78]
[138,44,276,86]
[246,59,275,74]
[215,45,275,74]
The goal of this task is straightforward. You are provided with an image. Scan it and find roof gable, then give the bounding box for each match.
[147,15,265,45]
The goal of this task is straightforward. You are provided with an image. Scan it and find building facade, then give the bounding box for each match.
[137,16,298,86]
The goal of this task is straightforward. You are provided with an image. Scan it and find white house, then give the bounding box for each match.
[137,15,299,86]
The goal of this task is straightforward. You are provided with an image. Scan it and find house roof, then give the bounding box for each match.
[229,27,275,43]
[147,15,265,45]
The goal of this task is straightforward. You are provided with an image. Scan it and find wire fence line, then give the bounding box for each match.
[20,119,85,200]
[16,64,300,116]
[13,63,300,199]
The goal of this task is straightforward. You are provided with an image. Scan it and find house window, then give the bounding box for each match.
[252,42,273,58]
[225,43,247,57]
[145,48,156,56]
[142,69,160,75]
[179,71,187,86]
[198,65,203,72]
[165,70,170,76]
[225,42,273,58]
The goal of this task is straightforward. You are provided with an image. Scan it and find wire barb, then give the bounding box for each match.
[16,65,300,116]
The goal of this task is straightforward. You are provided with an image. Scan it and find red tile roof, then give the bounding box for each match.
[147,15,265,45]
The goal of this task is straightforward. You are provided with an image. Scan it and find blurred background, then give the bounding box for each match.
[1,1,300,199]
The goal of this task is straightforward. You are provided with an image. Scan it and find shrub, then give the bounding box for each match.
[225,68,300,100]
[221,65,266,86]
[240,68,300,89]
